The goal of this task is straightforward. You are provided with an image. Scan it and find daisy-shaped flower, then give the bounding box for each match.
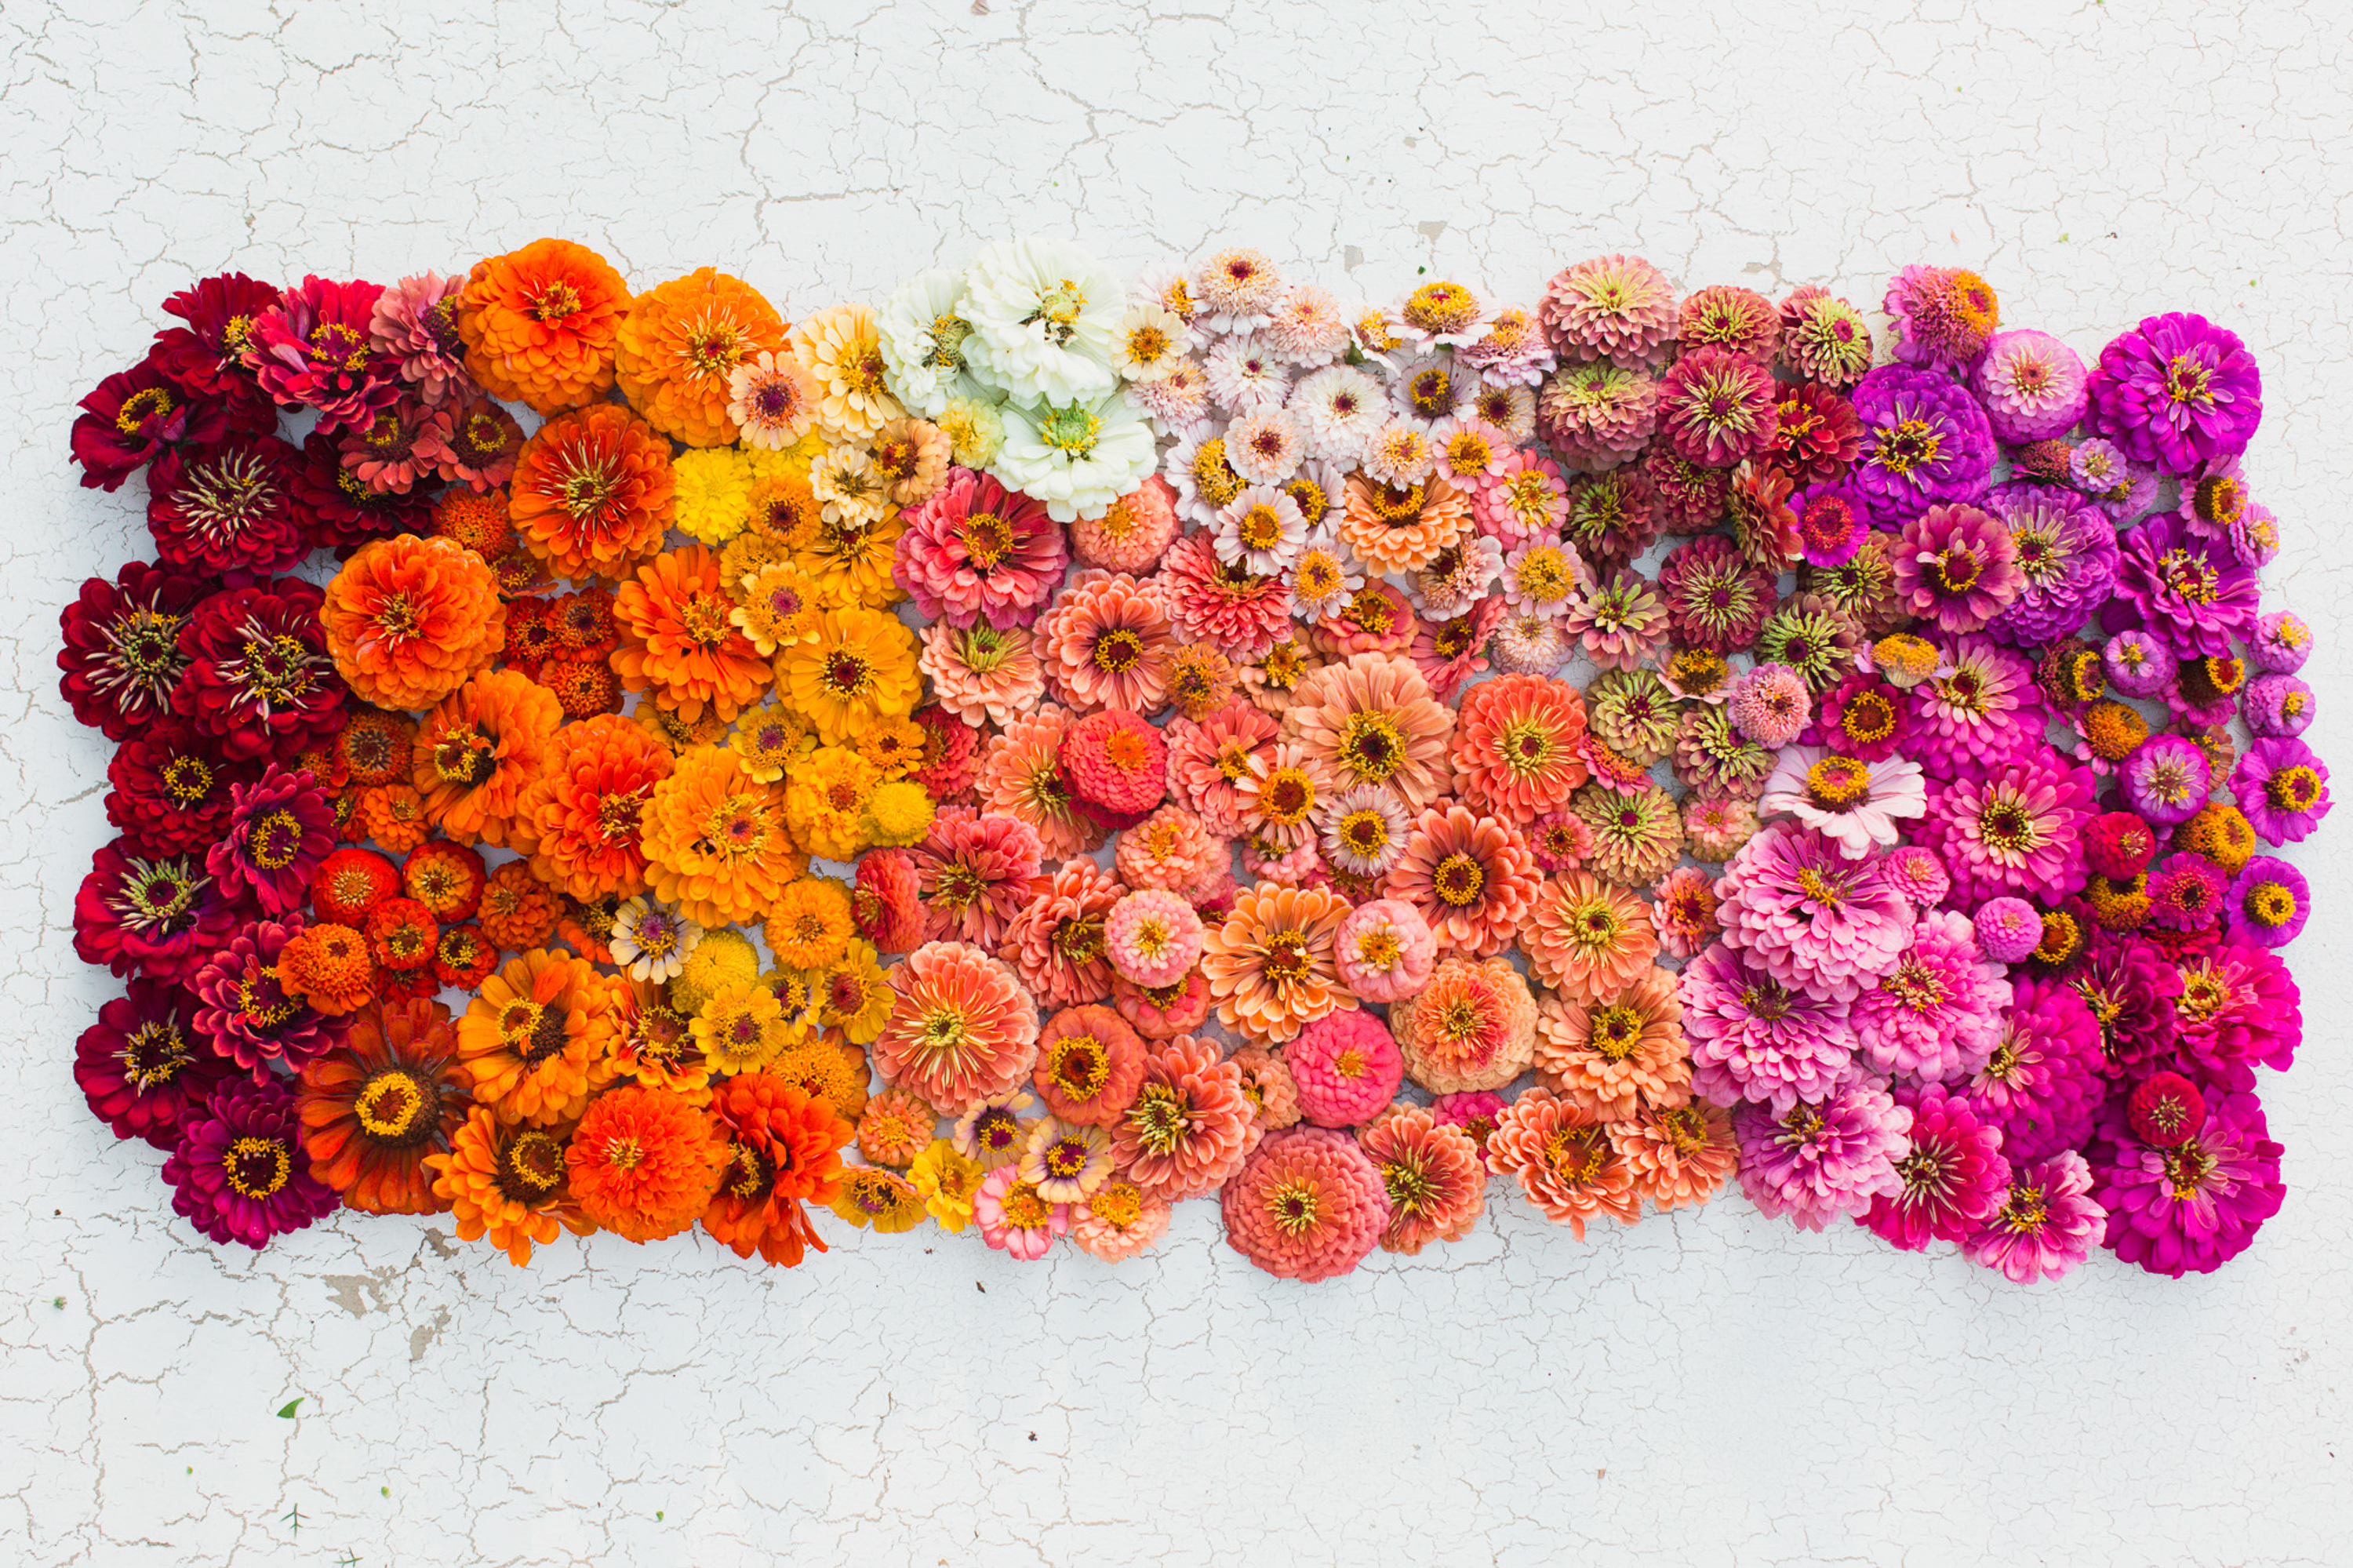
[1385,805,1542,960]
[1449,675,1590,824]
[1035,570,1174,715]
[1517,870,1657,999]
[1535,968,1691,1122]
[1213,485,1308,577]
[1714,823,1914,1003]
[1283,652,1458,811]
[1198,882,1354,1046]
[1757,746,1927,859]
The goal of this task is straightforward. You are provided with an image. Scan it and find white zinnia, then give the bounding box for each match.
[1111,304,1192,382]
[961,237,1125,408]
[1757,746,1929,860]
[990,391,1158,522]
[1224,405,1307,486]
[877,267,980,418]
[1213,486,1308,577]
[1289,364,1388,464]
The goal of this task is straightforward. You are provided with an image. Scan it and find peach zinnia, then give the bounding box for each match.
[1360,1104,1488,1255]
[611,546,773,725]
[1198,882,1354,1046]
[1533,967,1692,1122]
[871,940,1041,1115]
[1385,804,1542,959]
[1111,1034,1258,1202]
[614,267,790,447]
[1486,1086,1642,1238]
[1003,857,1125,1010]
[566,1084,730,1244]
[1450,674,1591,824]
[456,948,615,1126]
[321,533,506,711]
[509,714,674,901]
[639,744,805,929]
[508,402,676,580]
[456,238,631,413]
[1610,1101,1737,1213]
[1283,651,1457,811]
[1338,472,1474,575]
[412,669,562,849]
[1517,871,1658,999]
[1035,570,1175,715]
[1390,955,1537,1094]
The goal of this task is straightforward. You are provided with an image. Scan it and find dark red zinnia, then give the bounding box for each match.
[154,271,282,426]
[145,433,307,576]
[287,429,435,552]
[74,977,236,1148]
[105,720,259,856]
[69,349,231,492]
[74,837,249,984]
[57,561,215,741]
[170,580,348,762]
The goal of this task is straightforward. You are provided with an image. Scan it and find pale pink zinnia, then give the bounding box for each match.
[1332,897,1438,1003]
[1757,746,1929,860]
[1714,824,1915,1003]
[1104,888,1206,988]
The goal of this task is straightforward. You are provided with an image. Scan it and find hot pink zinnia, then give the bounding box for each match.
[896,467,1068,629]
[1220,1126,1392,1282]
[1913,752,2097,907]
[1860,1082,2011,1251]
[1893,504,2024,635]
[1681,941,1860,1116]
[244,275,398,433]
[1962,1150,2106,1283]
[1288,1008,1406,1128]
[1851,910,2013,1084]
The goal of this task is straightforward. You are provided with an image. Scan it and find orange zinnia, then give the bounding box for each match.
[510,714,674,900]
[566,1084,730,1243]
[639,744,806,929]
[508,403,676,580]
[703,1072,851,1267]
[412,669,562,849]
[615,267,790,447]
[456,948,616,1126]
[276,922,376,1016]
[611,546,773,725]
[426,1107,595,1265]
[295,997,474,1215]
[456,238,631,414]
[322,533,507,711]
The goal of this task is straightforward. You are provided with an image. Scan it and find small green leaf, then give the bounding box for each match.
[655,1511,665,1522]
[275,1399,303,1418]
[379,1486,390,1498]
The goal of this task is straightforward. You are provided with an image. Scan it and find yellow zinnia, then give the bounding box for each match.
[780,609,920,744]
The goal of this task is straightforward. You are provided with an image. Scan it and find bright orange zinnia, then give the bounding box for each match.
[322,533,507,711]
[426,1108,595,1265]
[615,267,791,447]
[703,1072,852,1267]
[566,1084,729,1243]
[510,714,675,900]
[295,997,474,1215]
[611,546,773,724]
[508,403,676,580]
[639,744,806,928]
[456,948,615,1126]
[412,669,562,849]
[456,238,631,414]
[276,922,376,1016]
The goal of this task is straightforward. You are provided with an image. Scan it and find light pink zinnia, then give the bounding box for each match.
[1680,940,1860,1115]
[920,621,1046,729]
[1332,897,1437,1002]
[1714,824,1915,1003]
[1757,745,1929,860]
[1104,888,1206,988]
[1851,909,2012,1083]
[974,1166,1069,1261]
[1220,1126,1392,1282]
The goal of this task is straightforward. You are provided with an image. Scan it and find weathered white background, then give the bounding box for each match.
[3,2,2347,1563]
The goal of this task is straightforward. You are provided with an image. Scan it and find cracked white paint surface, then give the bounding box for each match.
[3,2,2348,1563]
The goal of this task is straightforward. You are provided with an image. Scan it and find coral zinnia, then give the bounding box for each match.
[1385,804,1540,960]
[456,238,631,413]
[1535,967,1689,1121]
[976,705,1104,862]
[1036,569,1176,715]
[1361,1104,1487,1253]
[1390,955,1537,1095]
[566,1084,729,1243]
[322,533,507,711]
[1031,1003,1147,1127]
[704,1073,851,1267]
[1332,897,1438,1004]
[413,669,562,849]
[1003,857,1125,1009]
[1222,1126,1391,1282]
[1198,882,1353,1046]
[1288,1009,1406,1129]
[894,466,1067,629]
[907,806,1042,950]
[1449,675,1590,823]
[640,745,802,929]
[612,546,773,725]
[1486,1087,1641,1238]
[1113,1034,1257,1202]
[871,940,1040,1115]
[1284,651,1457,811]
[615,267,789,446]
[456,948,613,1126]
[294,997,471,1215]
[509,402,676,579]
[1517,871,1657,999]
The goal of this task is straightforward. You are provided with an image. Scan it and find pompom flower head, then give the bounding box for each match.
[1220,1126,1391,1282]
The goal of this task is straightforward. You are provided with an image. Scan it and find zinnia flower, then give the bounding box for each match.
[511,714,674,901]
[613,546,775,726]
[1757,747,1927,860]
[894,466,1067,629]
[75,977,235,1148]
[1003,857,1125,1009]
[456,238,628,413]
[2085,311,2264,475]
[1486,1087,1641,1239]
[2091,1087,2283,1276]
[1286,1009,1406,1128]
[1534,967,1690,1121]
[322,533,506,711]
[1390,955,1537,1095]
[163,1076,341,1250]
[1516,871,1657,999]
[1361,1105,1487,1253]
[1113,1034,1257,1201]
[1332,897,1438,1004]
[871,940,1040,1115]
[293,997,471,1215]
[2232,737,2331,845]
[1681,941,1858,1115]
[1284,652,1457,811]
[1851,910,2013,1083]
[1537,254,1678,370]
[1449,675,1590,823]
[1893,503,2023,634]
[1963,1151,2107,1283]
[1847,365,1995,526]
[1198,882,1353,1046]
[1714,824,1915,1003]
[1734,1078,1911,1231]
[1860,1082,2010,1251]
[614,267,788,446]
[1221,1126,1391,1282]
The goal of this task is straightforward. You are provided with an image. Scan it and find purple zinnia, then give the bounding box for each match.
[1860,1082,2010,1250]
[2112,515,2259,660]
[2118,733,2211,825]
[1735,1077,1911,1231]
[1681,941,1860,1115]
[1971,329,2089,443]
[2085,311,2263,476]
[2246,609,2311,675]
[1847,365,1995,526]
[1892,503,2023,634]
[161,1075,341,1250]
[2102,628,2177,700]
[189,917,345,1079]
[1963,1151,2106,1283]
[2224,856,2309,948]
[2241,672,2314,740]
[1851,909,2013,1083]
[2090,1087,2283,1277]
[1980,483,2118,647]
[74,977,236,1150]
[1963,975,2105,1164]
[1713,824,1916,1003]
[205,764,336,917]
[2232,736,2331,845]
